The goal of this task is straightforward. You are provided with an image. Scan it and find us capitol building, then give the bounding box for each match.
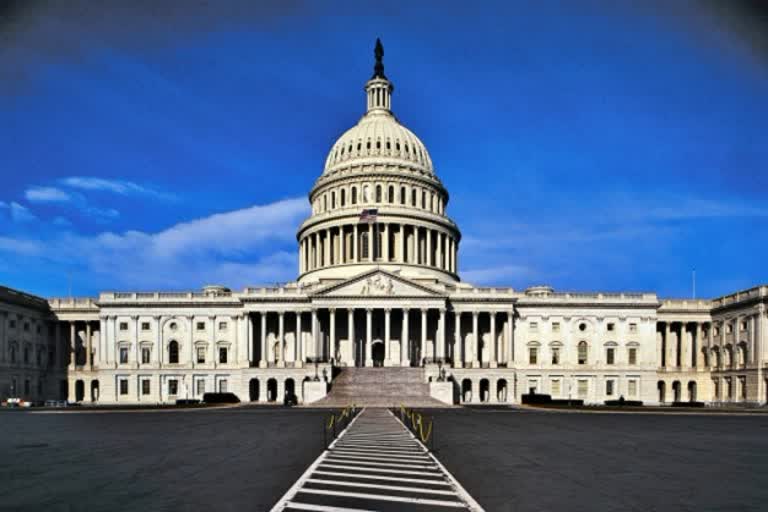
[1,42,766,407]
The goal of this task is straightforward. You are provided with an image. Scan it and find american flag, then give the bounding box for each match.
[358,208,378,223]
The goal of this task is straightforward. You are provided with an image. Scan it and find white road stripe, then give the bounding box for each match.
[323,457,438,470]
[326,453,435,464]
[285,502,376,512]
[297,488,467,508]
[306,478,456,495]
[313,470,451,485]
[319,463,444,477]
[332,448,431,459]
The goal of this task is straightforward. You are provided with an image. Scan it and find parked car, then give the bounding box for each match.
[2,398,31,408]
[44,400,68,408]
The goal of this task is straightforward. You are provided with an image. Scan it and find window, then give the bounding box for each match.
[9,319,16,329]
[552,322,560,332]
[168,379,178,396]
[168,341,179,364]
[606,380,615,397]
[628,380,637,397]
[726,323,732,334]
[119,322,128,331]
[141,322,150,331]
[411,189,417,206]
[24,322,30,332]
[606,347,615,365]
[196,347,206,364]
[577,379,588,399]
[351,187,357,204]
[119,347,128,364]
[628,347,637,365]
[740,321,747,331]
[400,186,406,205]
[141,347,150,364]
[551,379,561,396]
[196,379,206,396]
[528,347,538,365]
[360,232,369,259]
[714,326,720,336]
[36,325,41,334]
[529,322,538,331]
[388,186,394,203]
[196,322,205,331]
[579,322,587,332]
[551,347,560,365]
[36,349,42,366]
[218,379,228,393]
[141,379,151,396]
[24,378,30,395]
[218,321,227,331]
[23,346,30,364]
[629,323,638,333]
[739,376,747,400]
[10,346,16,363]
[607,322,615,332]
[341,189,346,206]
[119,379,129,396]
[219,347,228,364]
[578,341,588,364]
[375,185,382,202]
[169,322,178,331]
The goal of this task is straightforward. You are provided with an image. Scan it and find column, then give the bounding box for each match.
[155,316,162,367]
[680,322,689,370]
[426,229,432,267]
[311,309,318,362]
[86,321,93,369]
[489,312,497,368]
[399,224,406,262]
[0,313,5,363]
[187,316,194,366]
[365,309,373,366]
[383,223,389,262]
[348,309,355,367]
[324,229,330,267]
[340,226,346,264]
[259,312,267,368]
[401,309,410,367]
[472,312,479,367]
[353,224,359,262]
[410,227,416,264]
[296,312,303,367]
[132,316,139,368]
[438,308,446,362]
[329,309,336,363]
[664,322,672,368]
[368,223,373,261]
[507,311,515,364]
[109,316,117,367]
[448,238,454,272]
[421,309,428,364]
[454,311,462,368]
[278,312,285,367]
[69,321,76,370]
[98,318,106,368]
[384,308,391,365]
[436,232,443,270]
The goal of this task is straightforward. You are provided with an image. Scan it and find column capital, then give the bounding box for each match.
[384,308,391,314]
[153,315,162,320]
[420,308,428,314]
[131,315,139,320]
[472,311,479,318]
[328,308,336,314]
[365,308,373,314]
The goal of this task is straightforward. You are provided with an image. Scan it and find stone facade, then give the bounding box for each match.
[1,44,766,406]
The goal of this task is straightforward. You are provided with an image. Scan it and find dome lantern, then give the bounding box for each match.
[365,38,394,114]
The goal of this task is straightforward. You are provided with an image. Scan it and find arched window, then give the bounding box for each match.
[386,141,391,150]
[9,345,16,363]
[169,340,179,364]
[396,142,400,151]
[411,189,417,206]
[400,186,406,205]
[323,195,327,212]
[357,142,361,151]
[376,140,381,150]
[341,189,346,206]
[738,343,747,367]
[430,193,435,212]
[577,341,588,365]
[360,232,369,259]
[331,192,336,209]
[421,190,426,209]
[351,187,357,205]
[375,185,382,202]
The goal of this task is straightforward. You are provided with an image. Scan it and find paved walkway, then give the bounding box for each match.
[272,408,484,511]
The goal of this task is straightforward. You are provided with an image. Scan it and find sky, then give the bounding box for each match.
[1,0,766,299]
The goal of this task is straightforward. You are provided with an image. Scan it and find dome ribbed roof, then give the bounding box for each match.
[322,111,434,175]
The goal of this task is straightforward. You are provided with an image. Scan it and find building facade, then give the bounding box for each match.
[1,44,766,406]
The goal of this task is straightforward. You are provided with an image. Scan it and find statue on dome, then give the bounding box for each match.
[372,38,386,79]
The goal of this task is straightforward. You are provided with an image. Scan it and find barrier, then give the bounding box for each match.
[323,404,358,448]
[397,404,435,452]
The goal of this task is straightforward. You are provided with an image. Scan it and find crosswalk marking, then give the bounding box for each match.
[271,408,485,511]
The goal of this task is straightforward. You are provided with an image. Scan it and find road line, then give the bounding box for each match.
[318,463,447,477]
[306,478,456,495]
[285,502,376,512]
[313,470,452,485]
[297,488,467,508]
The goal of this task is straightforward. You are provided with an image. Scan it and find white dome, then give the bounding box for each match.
[323,111,434,176]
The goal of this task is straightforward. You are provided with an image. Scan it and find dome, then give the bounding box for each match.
[322,111,434,176]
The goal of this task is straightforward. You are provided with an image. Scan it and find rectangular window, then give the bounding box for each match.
[551,379,561,396]
[141,322,150,331]
[119,322,128,331]
[196,379,206,396]
[168,379,178,396]
[726,324,732,334]
[529,322,538,331]
[119,379,129,396]
[628,347,637,365]
[218,321,227,331]
[24,379,30,395]
[527,380,538,394]
[606,380,615,396]
[739,377,747,400]
[219,347,228,364]
[9,319,16,329]
[196,322,205,331]
[607,322,615,332]
[196,347,206,364]
[552,322,560,332]
[218,379,228,393]
[24,322,30,332]
[551,347,560,365]
[119,347,129,364]
[141,379,151,396]
[577,379,588,399]
[141,347,151,364]
[629,323,637,333]
[606,348,615,365]
[628,380,637,397]
[740,321,747,331]
[528,347,538,365]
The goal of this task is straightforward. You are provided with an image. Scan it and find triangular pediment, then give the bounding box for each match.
[312,269,442,298]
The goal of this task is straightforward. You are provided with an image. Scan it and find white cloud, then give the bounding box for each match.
[25,186,71,202]
[61,176,175,201]
[0,197,309,290]
[9,202,36,222]
[461,264,535,286]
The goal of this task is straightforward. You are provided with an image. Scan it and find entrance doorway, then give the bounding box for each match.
[249,378,260,401]
[372,341,385,367]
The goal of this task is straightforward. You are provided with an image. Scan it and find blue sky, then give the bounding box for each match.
[1,1,766,299]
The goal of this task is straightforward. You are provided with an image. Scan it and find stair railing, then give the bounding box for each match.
[323,404,358,449]
[396,404,435,452]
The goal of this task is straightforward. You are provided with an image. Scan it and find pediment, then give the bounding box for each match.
[313,270,441,298]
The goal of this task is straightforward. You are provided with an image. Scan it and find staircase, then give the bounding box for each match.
[314,367,449,407]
